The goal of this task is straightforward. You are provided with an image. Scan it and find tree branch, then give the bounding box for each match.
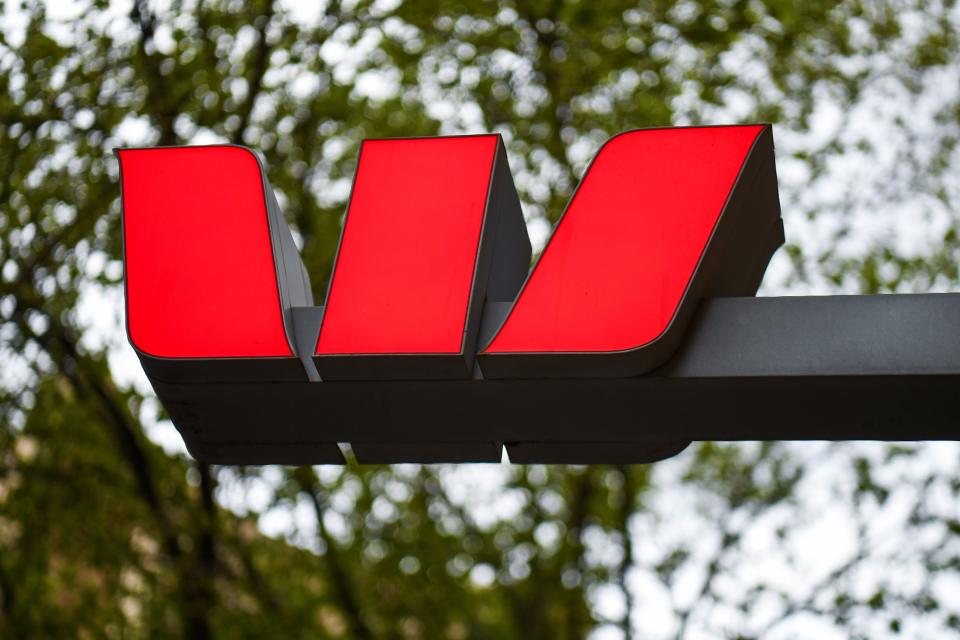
[194,463,219,635]
[294,466,374,640]
[616,465,636,640]
[232,0,278,145]
[564,470,593,640]
[0,557,18,639]
[130,0,179,145]
[7,286,213,639]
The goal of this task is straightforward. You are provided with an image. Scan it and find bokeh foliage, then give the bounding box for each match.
[1,0,959,638]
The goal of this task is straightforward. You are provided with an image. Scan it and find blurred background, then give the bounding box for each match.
[1,0,960,637]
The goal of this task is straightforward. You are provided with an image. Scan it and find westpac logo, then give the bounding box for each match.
[116,125,782,388]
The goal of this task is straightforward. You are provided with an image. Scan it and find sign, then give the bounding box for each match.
[116,125,960,464]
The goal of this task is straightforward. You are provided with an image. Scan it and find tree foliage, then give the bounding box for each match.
[1,0,959,638]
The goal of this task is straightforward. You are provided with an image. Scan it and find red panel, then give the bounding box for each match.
[119,146,292,358]
[316,136,498,355]
[483,126,762,354]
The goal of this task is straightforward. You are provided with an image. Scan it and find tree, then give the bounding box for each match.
[1,0,959,637]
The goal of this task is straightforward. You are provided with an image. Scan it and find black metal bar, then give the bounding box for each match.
[149,293,960,464]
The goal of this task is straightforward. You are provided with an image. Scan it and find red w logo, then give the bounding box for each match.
[113,127,960,464]
[117,125,781,385]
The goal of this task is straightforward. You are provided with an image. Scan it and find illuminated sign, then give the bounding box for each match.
[116,125,960,464]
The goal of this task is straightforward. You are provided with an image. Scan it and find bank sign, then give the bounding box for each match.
[116,125,960,465]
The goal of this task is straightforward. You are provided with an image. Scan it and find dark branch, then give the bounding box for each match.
[0,558,17,639]
[232,0,278,145]
[130,0,179,145]
[564,470,593,640]
[617,466,636,640]
[7,286,213,639]
[295,467,375,640]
